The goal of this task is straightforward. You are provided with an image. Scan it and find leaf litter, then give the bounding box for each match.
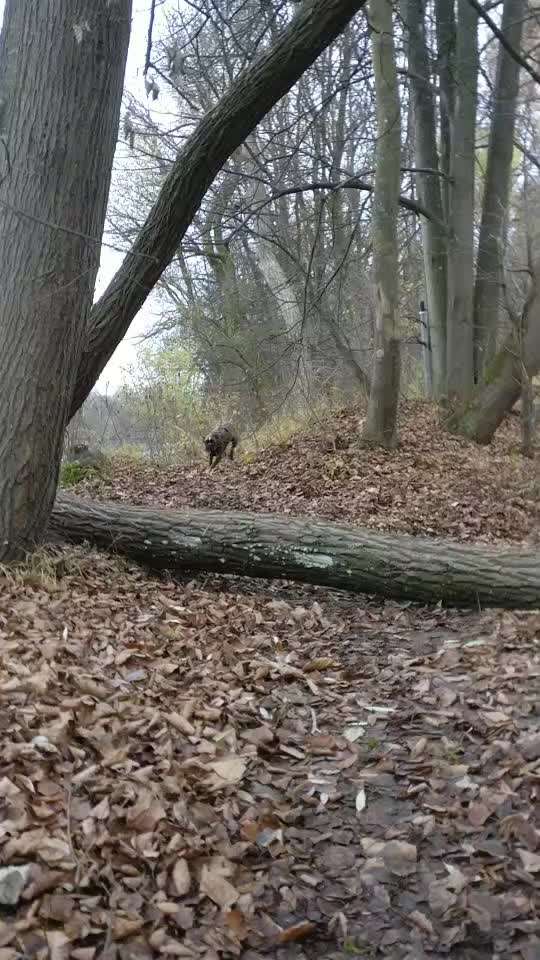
[0,403,538,959]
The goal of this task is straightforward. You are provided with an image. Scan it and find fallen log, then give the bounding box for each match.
[49,494,540,609]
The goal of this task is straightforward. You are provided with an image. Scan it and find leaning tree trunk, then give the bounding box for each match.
[364,0,401,448]
[0,0,131,561]
[70,0,369,419]
[449,262,540,443]
[49,495,540,608]
[473,0,524,377]
[403,0,448,399]
[446,0,478,401]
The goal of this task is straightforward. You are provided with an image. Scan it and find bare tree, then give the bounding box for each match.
[473,0,525,376]
[0,0,131,560]
[0,0,369,560]
[446,0,478,401]
[363,0,401,447]
[70,0,370,418]
[109,8,376,414]
[445,259,540,444]
[402,0,448,399]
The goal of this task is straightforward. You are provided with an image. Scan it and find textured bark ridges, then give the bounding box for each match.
[50,496,540,609]
[0,0,131,560]
[473,0,525,376]
[364,0,401,448]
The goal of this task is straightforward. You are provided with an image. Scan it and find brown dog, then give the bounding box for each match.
[203,425,238,468]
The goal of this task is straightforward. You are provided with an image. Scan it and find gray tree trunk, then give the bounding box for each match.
[49,495,540,609]
[520,370,535,458]
[364,0,401,448]
[446,0,478,401]
[435,0,455,225]
[473,0,525,377]
[403,0,448,399]
[69,0,369,419]
[0,0,131,561]
[448,262,540,443]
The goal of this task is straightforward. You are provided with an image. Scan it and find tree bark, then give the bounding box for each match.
[49,495,540,609]
[449,262,540,443]
[70,0,369,419]
[473,0,524,377]
[520,368,535,458]
[364,0,401,448]
[435,0,455,225]
[446,0,478,401]
[0,0,131,561]
[403,0,448,399]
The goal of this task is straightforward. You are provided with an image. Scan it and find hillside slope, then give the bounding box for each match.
[80,401,538,545]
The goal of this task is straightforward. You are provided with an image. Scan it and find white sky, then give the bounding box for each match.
[0,0,163,392]
[94,1,162,393]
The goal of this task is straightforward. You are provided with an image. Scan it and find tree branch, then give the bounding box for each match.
[233,177,449,235]
[465,0,540,86]
[70,0,368,418]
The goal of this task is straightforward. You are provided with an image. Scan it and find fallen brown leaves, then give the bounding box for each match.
[76,401,538,547]
[0,554,538,959]
[0,403,538,958]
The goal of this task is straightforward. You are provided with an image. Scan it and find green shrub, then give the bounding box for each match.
[107,443,146,463]
[60,462,99,487]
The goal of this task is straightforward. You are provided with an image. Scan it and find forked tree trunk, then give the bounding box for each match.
[473,0,524,376]
[364,0,401,448]
[450,264,540,443]
[49,496,540,608]
[0,0,131,561]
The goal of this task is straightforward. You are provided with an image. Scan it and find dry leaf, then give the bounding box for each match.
[126,792,166,833]
[468,801,491,827]
[46,930,70,960]
[112,917,145,940]
[518,849,540,873]
[225,909,249,941]
[0,865,31,906]
[171,858,191,896]
[276,921,316,943]
[168,712,195,735]
[355,787,366,814]
[410,910,434,936]
[208,756,246,785]
[200,863,239,909]
[382,841,417,877]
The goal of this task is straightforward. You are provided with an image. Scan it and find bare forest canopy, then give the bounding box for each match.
[96,0,540,453]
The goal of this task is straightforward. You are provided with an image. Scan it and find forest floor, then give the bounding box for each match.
[0,402,538,960]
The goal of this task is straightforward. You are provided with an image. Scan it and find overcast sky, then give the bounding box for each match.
[0,1,163,392]
[94,1,163,393]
